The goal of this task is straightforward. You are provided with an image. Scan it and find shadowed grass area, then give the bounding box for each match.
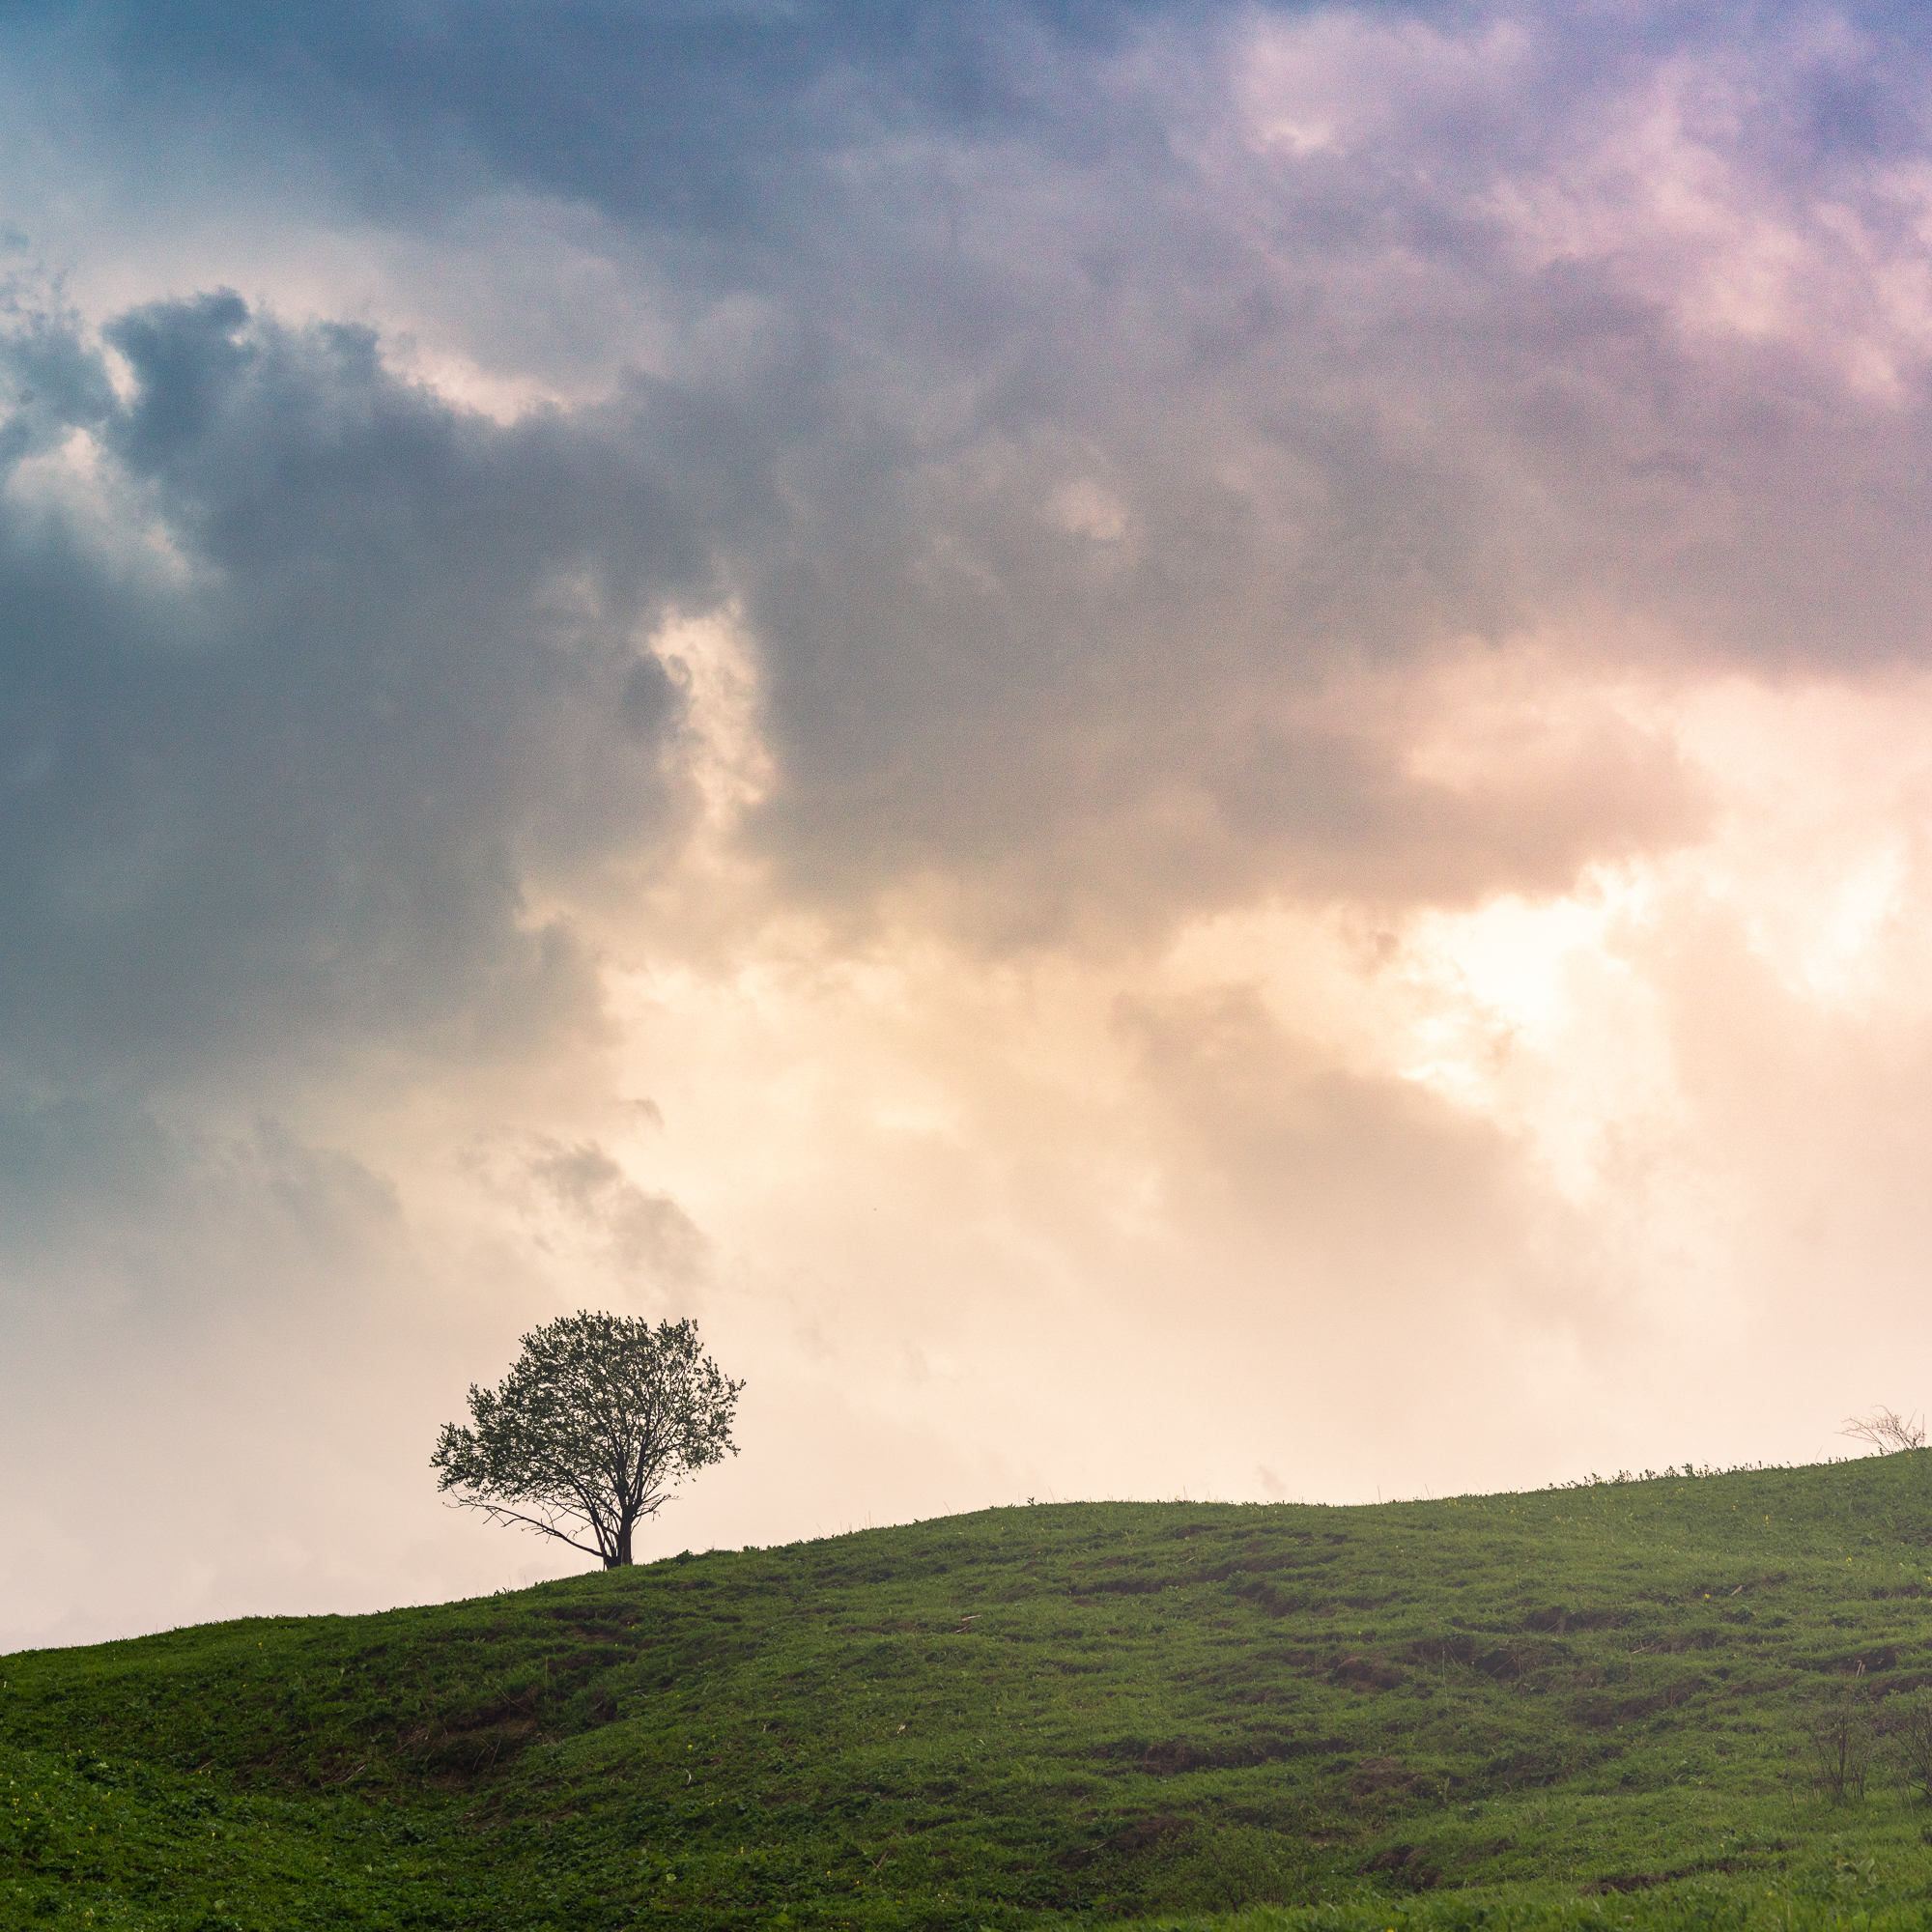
[7,1454,1932,1925]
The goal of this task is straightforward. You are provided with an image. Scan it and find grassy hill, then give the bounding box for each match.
[8,1455,1932,1928]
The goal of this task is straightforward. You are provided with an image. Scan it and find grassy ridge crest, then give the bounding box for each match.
[6,1456,1932,1926]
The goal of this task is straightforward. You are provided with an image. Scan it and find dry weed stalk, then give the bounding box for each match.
[1839,1407,1927,1455]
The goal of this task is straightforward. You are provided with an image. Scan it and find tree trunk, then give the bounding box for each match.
[608,1520,634,1567]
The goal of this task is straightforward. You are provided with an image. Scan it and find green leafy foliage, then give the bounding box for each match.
[431,1313,742,1568]
[8,1454,1932,1926]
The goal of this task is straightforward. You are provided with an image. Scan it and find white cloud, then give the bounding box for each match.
[14,0,1932,1649]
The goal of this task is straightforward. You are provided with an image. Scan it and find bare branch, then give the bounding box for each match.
[1839,1406,1926,1455]
[443,1496,611,1562]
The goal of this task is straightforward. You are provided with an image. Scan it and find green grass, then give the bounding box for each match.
[7,1455,1932,1927]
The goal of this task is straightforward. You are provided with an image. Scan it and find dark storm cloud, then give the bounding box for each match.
[93,0,1162,232]
[8,0,1932,1016]
[78,0,1923,914]
[14,0,1932,1653]
[0,287,753,1086]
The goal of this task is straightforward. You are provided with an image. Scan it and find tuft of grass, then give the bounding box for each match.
[6,1455,1932,1925]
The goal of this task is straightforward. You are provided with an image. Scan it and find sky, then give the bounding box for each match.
[7,0,1932,1652]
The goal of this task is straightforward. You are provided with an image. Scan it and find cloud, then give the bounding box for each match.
[516,1135,711,1292]
[0,286,728,1088]
[14,5,1932,955]
[13,0,1932,1649]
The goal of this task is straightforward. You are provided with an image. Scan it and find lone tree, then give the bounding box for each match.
[432,1312,743,1568]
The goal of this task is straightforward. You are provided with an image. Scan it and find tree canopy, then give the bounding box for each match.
[431,1312,743,1568]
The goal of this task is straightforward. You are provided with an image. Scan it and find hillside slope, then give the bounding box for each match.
[7,1456,1932,1927]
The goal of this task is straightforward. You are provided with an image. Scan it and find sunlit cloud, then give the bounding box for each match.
[11,0,1932,1650]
